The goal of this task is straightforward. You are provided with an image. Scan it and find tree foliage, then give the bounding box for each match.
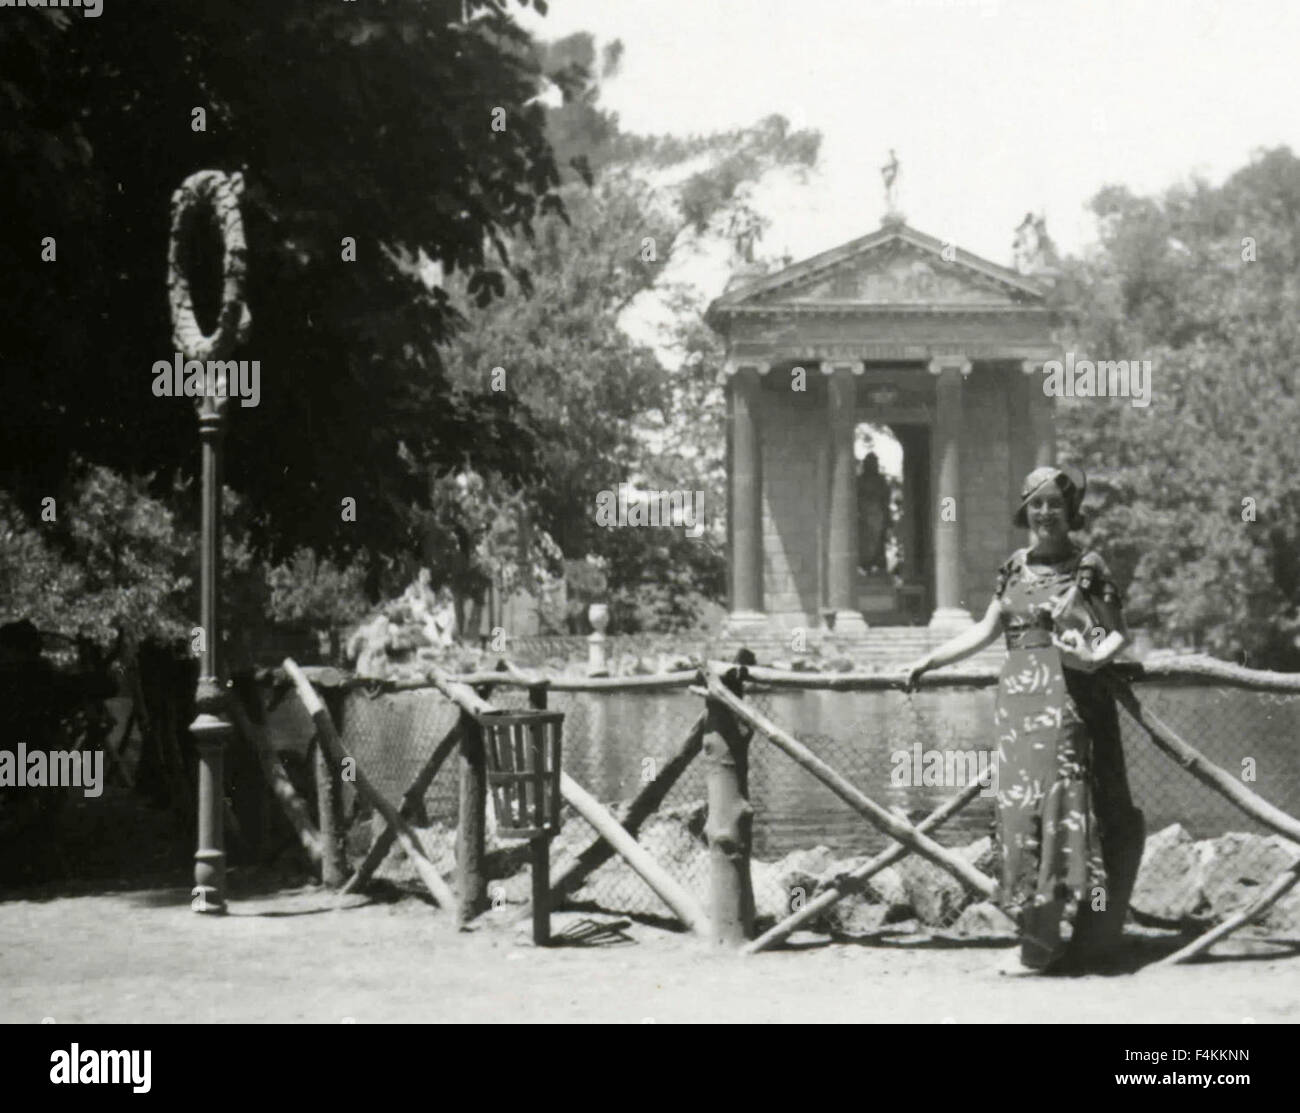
[1,0,568,566]
[438,33,820,629]
[1056,147,1300,666]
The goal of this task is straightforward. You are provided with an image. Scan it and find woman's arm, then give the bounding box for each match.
[903,598,1002,687]
[1055,626,1129,672]
[1054,552,1130,671]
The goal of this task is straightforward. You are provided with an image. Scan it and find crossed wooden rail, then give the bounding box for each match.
[231,653,1300,966]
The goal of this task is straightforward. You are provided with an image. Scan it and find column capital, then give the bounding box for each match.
[1021,356,1060,375]
[927,356,972,377]
[819,360,865,376]
[724,359,771,378]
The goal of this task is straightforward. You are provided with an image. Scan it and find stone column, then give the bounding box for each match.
[821,361,868,636]
[900,424,929,580]
[727,363,767,632]
[928,356,973,630]
[1023,359,1056,468]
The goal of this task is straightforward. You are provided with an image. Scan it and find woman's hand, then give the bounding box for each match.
[901,656,931,692]
[1051,628,1104,673]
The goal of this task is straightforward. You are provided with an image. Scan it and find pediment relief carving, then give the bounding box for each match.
[757,245,1024,307]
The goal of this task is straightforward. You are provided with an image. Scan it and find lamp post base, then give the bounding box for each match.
[191,709,231,914]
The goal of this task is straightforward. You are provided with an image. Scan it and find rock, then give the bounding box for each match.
[800,854,911,931]
[948,901,1016,938]
[1131,823,1205,921]
[562,803,713,921]
[1200,832,1299,920]
[862,865,909,913]
[894,839,989,926]
[770,846,837,904]
[824,900,889,936]
[895,856,963,925]
[962,836,996,876]
[638,811,707,873]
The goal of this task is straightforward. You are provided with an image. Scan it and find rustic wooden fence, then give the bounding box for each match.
[234,653,1300,967]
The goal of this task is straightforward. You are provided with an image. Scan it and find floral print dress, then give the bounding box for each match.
[991,545,1144,968]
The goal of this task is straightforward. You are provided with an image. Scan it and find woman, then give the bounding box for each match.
[903,465,1145,974]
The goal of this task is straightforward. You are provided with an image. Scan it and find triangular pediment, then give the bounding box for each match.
[711,223,1046,317]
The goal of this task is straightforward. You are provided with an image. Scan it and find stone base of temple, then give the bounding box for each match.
[928,607,976,633]
[711,619,1004,671]
[827,609,870,636]
[722,610,771,639]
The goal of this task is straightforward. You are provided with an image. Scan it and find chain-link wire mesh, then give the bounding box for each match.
[739,678,1300,939]
[265,670,1300,944]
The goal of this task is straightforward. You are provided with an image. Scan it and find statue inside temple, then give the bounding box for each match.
[856,452,892,574]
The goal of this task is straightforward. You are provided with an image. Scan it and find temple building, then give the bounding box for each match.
[706,212,1064,648]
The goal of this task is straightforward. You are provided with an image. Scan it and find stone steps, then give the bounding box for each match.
[710,625,1007,670]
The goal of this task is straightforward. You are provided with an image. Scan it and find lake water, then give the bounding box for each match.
[334,680,1300,859]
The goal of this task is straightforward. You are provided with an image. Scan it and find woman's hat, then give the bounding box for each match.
[1013,464,1086,529]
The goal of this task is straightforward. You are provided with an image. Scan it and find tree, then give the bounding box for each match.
[437,33,820,628]
[0,464,192,647]
[1056,148,1300,666]
[1,0,573,567]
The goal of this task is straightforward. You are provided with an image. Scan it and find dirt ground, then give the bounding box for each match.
[3,884,1299,1024]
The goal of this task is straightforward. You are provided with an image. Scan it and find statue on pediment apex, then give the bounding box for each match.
[881,149,901,218]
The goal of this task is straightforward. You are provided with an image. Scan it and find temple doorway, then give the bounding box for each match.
[854,423,900,575]
[852,421,931,624]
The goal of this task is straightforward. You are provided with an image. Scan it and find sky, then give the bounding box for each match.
[519,0,1300,268]
[516,0,1300,477]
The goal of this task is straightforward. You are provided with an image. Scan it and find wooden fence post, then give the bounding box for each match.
[313,691,347,887]
[457,701,489,926]
[703,664,754,946]
[528,681,552,945]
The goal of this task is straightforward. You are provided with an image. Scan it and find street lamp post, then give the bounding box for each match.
[191,400,232,913]
[167,170,252,915]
